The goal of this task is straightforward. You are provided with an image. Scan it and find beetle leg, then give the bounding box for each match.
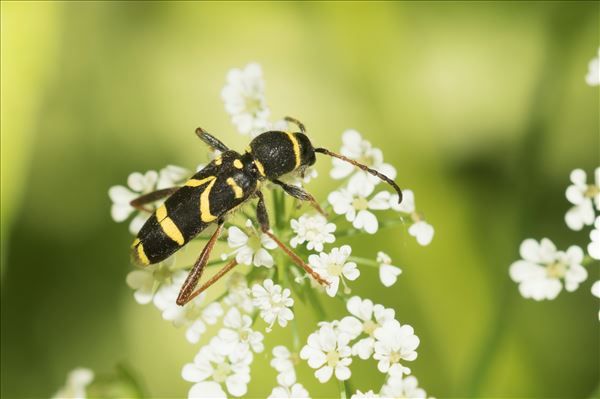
[176,219,230,306]
[181,259,239,305]
[256,192,329,287]
[195,127,230,152]
[130,187,179,213]
[272,179,327,216]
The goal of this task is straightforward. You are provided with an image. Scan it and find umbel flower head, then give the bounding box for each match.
[509,238,587,301]
[107,62,435,398]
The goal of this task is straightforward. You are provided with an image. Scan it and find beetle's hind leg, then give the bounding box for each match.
[130,187,179,213]
[195,127,230,152]
[256,191,329,286]
[176,219,240,306]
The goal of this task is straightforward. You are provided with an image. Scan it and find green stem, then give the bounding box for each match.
[291,316,301,352]
[338,379,348,399]
[305,282,327,320]
[583,255,599,267]
[336,218,405,238]
[347,256,379,268]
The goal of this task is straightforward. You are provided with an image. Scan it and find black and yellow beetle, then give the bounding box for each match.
[128,117,402,306]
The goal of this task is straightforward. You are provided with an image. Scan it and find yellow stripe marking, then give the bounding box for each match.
[185,176,215,187]
[286,132,301,168]
[132,238,140,248]
[137,243,150,265]
[233,159,243,169]
[245,145,252,153]
[254,159,266,177]
[200,176,218,222]
[160,217,185,245]
[227,177,244,199]
[215,156,222,166]
[156,204,167,221]
[154,204,185,245]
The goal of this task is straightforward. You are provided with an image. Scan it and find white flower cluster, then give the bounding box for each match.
[223,219,278,267]
[109,165,189,234]
[351,375,433,399]
[510,167,600,320]
[327,130,434,245]
[221,62,271,137]
[108,63,436,397]
[509,238,587,301]
[300,296,421,385]
[268,346,310,398]
[180,275,297,397]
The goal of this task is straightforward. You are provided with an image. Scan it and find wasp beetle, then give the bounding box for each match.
[129,117,403,306]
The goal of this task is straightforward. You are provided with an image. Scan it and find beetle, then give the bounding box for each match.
[129,117,403,306]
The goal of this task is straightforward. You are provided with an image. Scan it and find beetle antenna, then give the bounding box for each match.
[314,147,402,203]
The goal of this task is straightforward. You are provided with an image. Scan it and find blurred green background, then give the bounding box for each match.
[1,1,599,398]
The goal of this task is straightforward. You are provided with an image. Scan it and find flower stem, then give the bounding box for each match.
[347,256,379,268]
[338,379,348,399]
[582,255,599,267]
[336,218,406,237]
[305,282,327,320]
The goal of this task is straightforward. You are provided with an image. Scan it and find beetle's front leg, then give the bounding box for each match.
[255,191,329,287]
[271,179,327,216]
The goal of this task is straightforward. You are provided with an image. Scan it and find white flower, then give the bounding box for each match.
[223,272,255,314]
[390,189,415,213]
[53,368,94,399]
[157,164,189,189]
[330,129,397,193]
[108,170,158,234]
[351,390,379,399]
[585,48,600,86]
[271,345,297,386]
[373,320,419,377]
[509,238,588,301]
[182,337,252,397]
[219,307,264,354]
[109,166,189,234]
[592,281,600,320]
[268,383,310,398]
[588,217,600,260]
[408,221,434,246]
[126,269,156,305]
[380,375,428,399]
[224,220,277,267]
[251,279,294,331]
[281,167,319,187]
[188,381,227,398]
[339,296,395,360]
[328,184,391,234]
[153,272,224,343]
[308,246,360,297]
[389,190,435,246]
[300,324,353,383]
[221,63,270,136]
[565,168,599,231]
[377,251,402,287]
[290,213,336,252]
[125,256,177,304]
